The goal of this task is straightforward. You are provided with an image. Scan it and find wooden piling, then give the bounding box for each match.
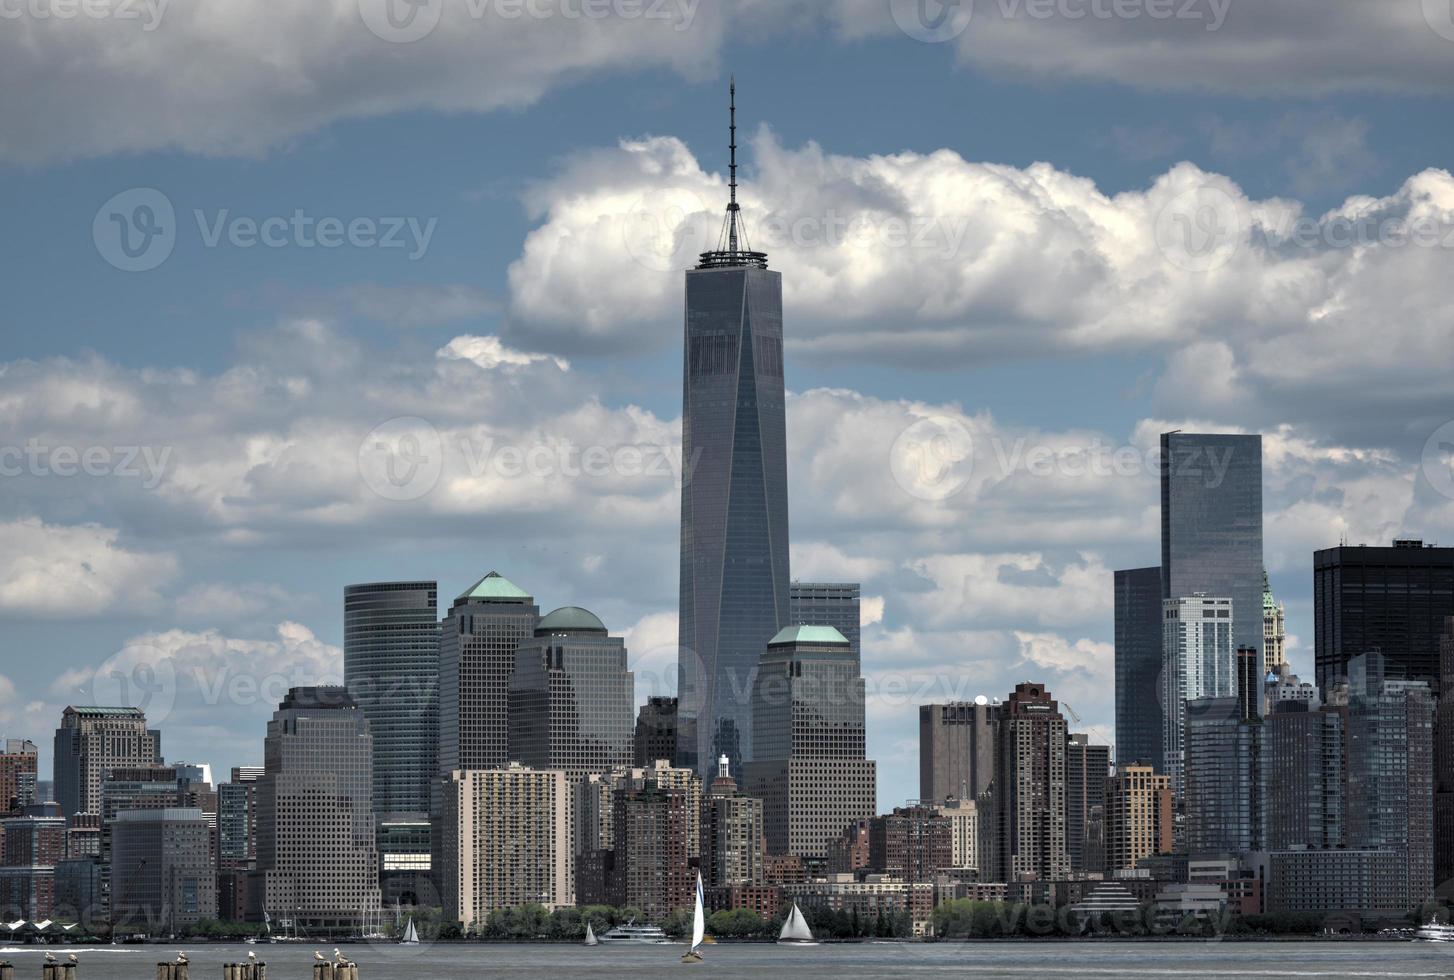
[0,960,12,980]
[59,966,76,980]
[42,963,57,980]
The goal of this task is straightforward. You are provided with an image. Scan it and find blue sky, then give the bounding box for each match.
[3,0,1454,808]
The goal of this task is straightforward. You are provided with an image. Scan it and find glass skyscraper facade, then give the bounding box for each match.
[1114,565,1164,770]
[789,582,860,657]
[508,605,635,779]
[343,580,439,821]
[1160,432,1264,657]
[1161,594,1235,799]
[678,261,790,776]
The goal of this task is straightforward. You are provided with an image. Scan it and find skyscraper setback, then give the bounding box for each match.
[678,83,790,777]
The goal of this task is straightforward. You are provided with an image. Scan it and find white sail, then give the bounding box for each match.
[690,871,706,951]
[402,919,419,944]
[584,922,598,946]
[779,903,814,943]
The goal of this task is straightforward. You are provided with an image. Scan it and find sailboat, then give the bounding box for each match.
[777,902,817,946]
[399,918,420,946]
[680,872,706,964]
[584,921,598,947]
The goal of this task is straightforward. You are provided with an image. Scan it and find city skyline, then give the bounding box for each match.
[4,0,1454,822]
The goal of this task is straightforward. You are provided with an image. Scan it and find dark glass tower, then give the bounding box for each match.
[343,581,439,822]
[1160,432,1264,657]
[678,82,790,776]
[1113,566,1164,770]
[789,582,860,657]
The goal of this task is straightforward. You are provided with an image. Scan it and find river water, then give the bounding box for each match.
[3,940,1451,979]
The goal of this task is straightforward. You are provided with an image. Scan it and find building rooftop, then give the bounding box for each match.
[535,606,608,635]
[457,570,531,601]
[769,625,849,647]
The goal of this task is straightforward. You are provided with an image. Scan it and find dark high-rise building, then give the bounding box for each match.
[1436,619,1454,892]
[744,626,875,859]
[610,781,694,920]
[1114,566,1163,771]
[437,572,539,776]
[0,803,66,922]
[110,807,216,933]
[1346,651,1434,910]
[1160,432,1264,657]
[634,697,679,768]
[1314,540,1454,693]
[678,84,790,776]
[217,767,261,923]
[1065,734,1111,874]
[789,583,860,657]
[252,687,381,936]
[0,740,37,816]
[99,765,214,862]
[919,702,996,804]
[344,580,439,822]
[1261,698,1344,851]
[1183,696,1259,855]
[867,805,953,884]
[1237,645,1263,720]
[53,706,161,819]
[989,682,1068,883]
[508,606,635,780]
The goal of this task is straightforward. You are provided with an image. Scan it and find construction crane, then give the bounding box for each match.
[106,859,146,944]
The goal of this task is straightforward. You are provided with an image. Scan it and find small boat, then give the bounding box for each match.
[681,872,705,964]
[584,922,598,947]
[1416,920,1454,942]
[399,918,420,946]
[599,922,672,945]
[777,902,817,946]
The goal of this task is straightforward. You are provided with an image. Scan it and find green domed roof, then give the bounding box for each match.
[769,625,849,646]
[536,605,608,634]
[457,571,531,602]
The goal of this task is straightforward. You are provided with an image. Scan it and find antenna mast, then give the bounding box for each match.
[728,76,739,254]
[696,77,767,270]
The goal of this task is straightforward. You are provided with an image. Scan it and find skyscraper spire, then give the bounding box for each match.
[698,77,767,270]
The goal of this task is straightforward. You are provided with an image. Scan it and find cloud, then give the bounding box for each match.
[0,518,177,616]
[0,0,727,164]
[438,335,570,372]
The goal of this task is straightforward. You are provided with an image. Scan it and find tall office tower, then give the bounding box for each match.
[110,807,217,933]
[441,764,572,928]
[53,706,161,819]
[1261,699,1344,850]
[508,606,635,779]
[1104,764,1173,873]
[217,768,260,923]
[1346,651,1435,910]
[1437,619,1454,891]
[437,572,539,775]
[1315,540,1454,692]
[867,805,953,883]
[918,702,996,804]
[1183,697,1259,855]
[0,740,37,815]
[1065,734,1111,874]
[0,803,66,921]
[933,798,980,871]
[1160,431,1264,656]
[343,580,439,823]
[610,780,694,920]
[1161,595,1235,798]
[678,83,790,777]
[1263,570,1287,673]
[633,696,679,767]
[989,682,1069,883]
[1236,645,1263,721]
[789,583,861,656]
[744,626,876,859]
[1114,566,1164,771]
[700,756,765,889]
[253,687,381,937]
